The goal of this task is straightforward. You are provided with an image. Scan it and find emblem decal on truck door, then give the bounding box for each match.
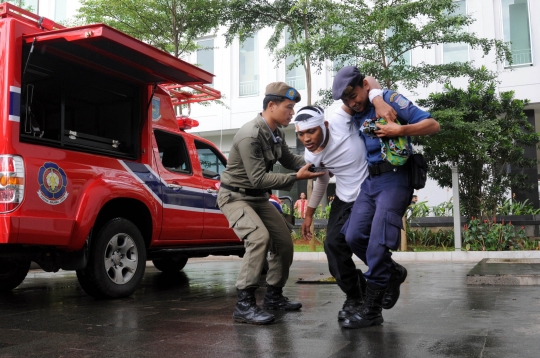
[37,162,69,205]
[152,97,161,121]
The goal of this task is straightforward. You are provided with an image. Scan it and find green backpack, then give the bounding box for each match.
[360,118,411,166]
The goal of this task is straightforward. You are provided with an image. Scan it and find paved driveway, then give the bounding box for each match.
[0,260,539,357]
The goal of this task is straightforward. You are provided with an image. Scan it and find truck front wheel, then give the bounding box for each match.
[77,218,146,299]
[0,259,31,292]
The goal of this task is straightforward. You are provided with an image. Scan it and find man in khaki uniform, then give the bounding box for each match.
[218,82,324,325]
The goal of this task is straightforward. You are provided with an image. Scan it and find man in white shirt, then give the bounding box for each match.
[296,98,400,321]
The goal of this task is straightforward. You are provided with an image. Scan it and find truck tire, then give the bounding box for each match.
[0,259,31,292]
[152,256,188,273]
[76,218,146,299]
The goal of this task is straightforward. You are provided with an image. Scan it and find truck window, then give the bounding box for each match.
[19,44,142,158]
[194,140,226,179]
[154,130,192,174]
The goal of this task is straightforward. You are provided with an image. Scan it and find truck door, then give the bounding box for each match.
[153,130,204,241]
[194,140,238,242]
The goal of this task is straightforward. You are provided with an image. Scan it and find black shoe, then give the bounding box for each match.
[233,288,275,325]
[338,297,363,321]
[263,285,302,311]
[338,272,366,321]
[341,283,385,329]
[382,261,407,310]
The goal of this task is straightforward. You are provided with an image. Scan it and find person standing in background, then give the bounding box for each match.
[294,192,308,219]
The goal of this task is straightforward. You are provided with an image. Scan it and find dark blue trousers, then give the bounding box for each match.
[344,169,412,287]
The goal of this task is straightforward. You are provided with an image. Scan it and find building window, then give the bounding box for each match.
[502,0,532,66]
[239,34,259,97]
[386,28,411,67]
[285,31,306,90]
[197,39,215,86]
[443,0,468,64]
[23,0,39,13]
[54,0,68,22]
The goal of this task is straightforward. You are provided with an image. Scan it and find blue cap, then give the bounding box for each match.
[332,66,363,100]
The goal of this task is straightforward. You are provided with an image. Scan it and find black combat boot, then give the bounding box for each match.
[263,285,302,310]
[340,282,386,329]
[233,288,275,325]
[337,271,367,321]
[382,261,407,309]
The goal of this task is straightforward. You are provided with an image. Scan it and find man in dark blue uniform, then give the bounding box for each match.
[333,66,439,329]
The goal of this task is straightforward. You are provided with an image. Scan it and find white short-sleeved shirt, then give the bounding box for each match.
[304,107,368,203]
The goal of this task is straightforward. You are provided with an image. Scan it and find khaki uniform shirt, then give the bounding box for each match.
[221,114,305,191]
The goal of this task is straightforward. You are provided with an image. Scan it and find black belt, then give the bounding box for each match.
[220,183,268,197]
[368,161,409,176]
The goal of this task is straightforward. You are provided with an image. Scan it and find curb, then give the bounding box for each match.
[203,250,540,263]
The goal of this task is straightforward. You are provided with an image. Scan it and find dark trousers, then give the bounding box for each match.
[324,195,359,295]
[344,169,412,287]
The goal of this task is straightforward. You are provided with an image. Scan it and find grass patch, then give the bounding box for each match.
[293,244,324,252]
[402,245,455,252]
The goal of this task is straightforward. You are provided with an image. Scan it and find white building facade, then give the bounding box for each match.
[187,0,540,208]
[15,0,80,22]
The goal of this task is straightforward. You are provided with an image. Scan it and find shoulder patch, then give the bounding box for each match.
[251,142,263,158]
[395,95,410,109]
[389,93,398,102]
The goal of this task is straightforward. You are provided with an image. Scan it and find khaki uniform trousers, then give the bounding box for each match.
[218,189,294,290]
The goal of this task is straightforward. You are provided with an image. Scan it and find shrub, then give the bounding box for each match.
[463,217,537,251]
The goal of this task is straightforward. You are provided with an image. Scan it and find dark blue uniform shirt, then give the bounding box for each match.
[353,89,431,165]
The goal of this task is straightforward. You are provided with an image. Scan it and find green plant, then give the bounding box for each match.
[313,205,330,219]
[417,79,540,218]
[314,229,327,246]
[290,228,302,242]
[463,217,538,251]
[325,204,331,219]
[281,203,291,215]
[408,201,430,218]
[497,199,540,215]
[432,200,453,217]
[405,225,454,249]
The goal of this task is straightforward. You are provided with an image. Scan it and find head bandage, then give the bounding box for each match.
[294,106,327,144]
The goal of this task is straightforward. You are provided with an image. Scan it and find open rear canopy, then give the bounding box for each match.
[23,24,213,85]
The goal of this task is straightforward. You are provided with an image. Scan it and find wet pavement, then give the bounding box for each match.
[1,260,540,358]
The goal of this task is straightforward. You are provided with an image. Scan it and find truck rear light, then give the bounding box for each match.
[0,155,25,213]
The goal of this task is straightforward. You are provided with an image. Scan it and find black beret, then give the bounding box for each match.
[265,82,301,102]
[332,66,363,100]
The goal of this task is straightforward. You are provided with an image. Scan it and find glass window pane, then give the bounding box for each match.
[155,131,192,174]
[197,39,214,86]
[285,31,306,90]
[54,0,68,22]
[443,0,468,64]
[239,34,259,96]
[502,0,532,65]
[195,141,226,179]
[23,0,39,13]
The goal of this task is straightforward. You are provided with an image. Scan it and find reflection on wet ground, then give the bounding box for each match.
[0,261,539,357]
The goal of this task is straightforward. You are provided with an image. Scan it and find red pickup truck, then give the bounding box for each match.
[0,3,243,298]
